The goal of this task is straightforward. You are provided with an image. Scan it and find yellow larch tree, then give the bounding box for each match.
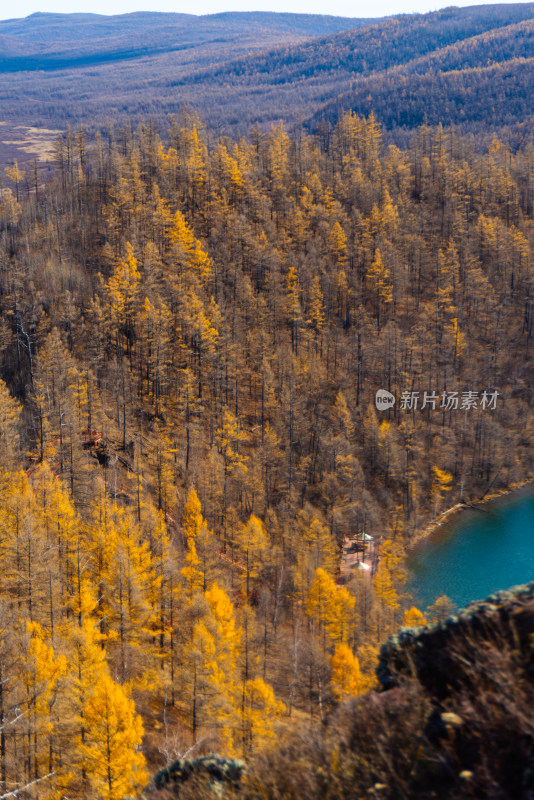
[331,643,363,702]
[370,188,399,237]
[181,487,217,594]
[306,568,355,649]
[402,606,427,628]
[111,513,160,682]
[367,248,393,330]
[65,581,109,782]
[150,184,174,253]
[426,594,457,624]
[307,275,326,338]
[328,220,348,266]
[216,409,248,518]
[236,513,269,597]
[139,296,172,418]
[0,187,22,228]
[266,122,290,196]
[216,409,248,477]
[373,538,408,640]
[105,241,140,347]
[448,316,466,359]
[182,486,204,540]
[182,617,218,745]
[432,465,453,513]
[296,515,337,602]
[166,207,193,294]
[186,291,220,399]
[203,583,242,754]
[214,142,244,201]
[182,537,204,602]
[242,677,285,754]
[5,160,25,200]
[184,123,207,205]
[205,582,242,679]
[182,582,242,753]
[285,263,302,353]
[21,622,68,791]
[81,672,147,800]
[181,486,205,600]
[169,209,213,283]
[33,327,75,466]
[141,504,174,659]
[330,584,357,645]
[373,562,400,616]
[150,419,176,517]
[357,643,380,690]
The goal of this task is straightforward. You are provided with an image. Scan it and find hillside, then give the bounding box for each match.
[0,108,533,795]
[310,17,534,137]
[192,3,534,92]
[0,4,534,798]
[0,10,368,167]
[0,10,367,71]
[1,4,534,147]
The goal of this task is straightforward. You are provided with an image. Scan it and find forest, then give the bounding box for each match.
[1,4,534,147]
[0,109,532,797]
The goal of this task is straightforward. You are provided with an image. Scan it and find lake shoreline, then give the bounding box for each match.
[408,476,534,552]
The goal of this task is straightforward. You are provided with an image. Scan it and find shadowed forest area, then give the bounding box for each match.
[0,109,532,796]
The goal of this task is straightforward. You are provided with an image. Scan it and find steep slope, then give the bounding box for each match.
[229,583,534,800]
[141,582,534,798]
[1,77,533,799]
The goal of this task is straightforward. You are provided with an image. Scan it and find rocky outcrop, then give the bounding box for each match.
[146,755,246,798]
[377,581,534,698]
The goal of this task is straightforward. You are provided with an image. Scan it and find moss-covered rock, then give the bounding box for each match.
[146,755,246,798]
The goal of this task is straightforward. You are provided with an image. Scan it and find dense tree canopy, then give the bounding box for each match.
[0,110,532,795]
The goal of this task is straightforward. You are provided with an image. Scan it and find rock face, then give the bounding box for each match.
[377,581,534,698]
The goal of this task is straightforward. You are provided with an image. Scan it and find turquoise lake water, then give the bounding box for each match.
[406,487,534,610]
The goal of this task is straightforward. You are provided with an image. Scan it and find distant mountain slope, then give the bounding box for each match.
[309,17,534,134]
[0,10,373,137]
[0,11,368,71]
[400,16,534,73]
[0,5,534,145]
[190,3,534,87]
[170,3,534,135]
